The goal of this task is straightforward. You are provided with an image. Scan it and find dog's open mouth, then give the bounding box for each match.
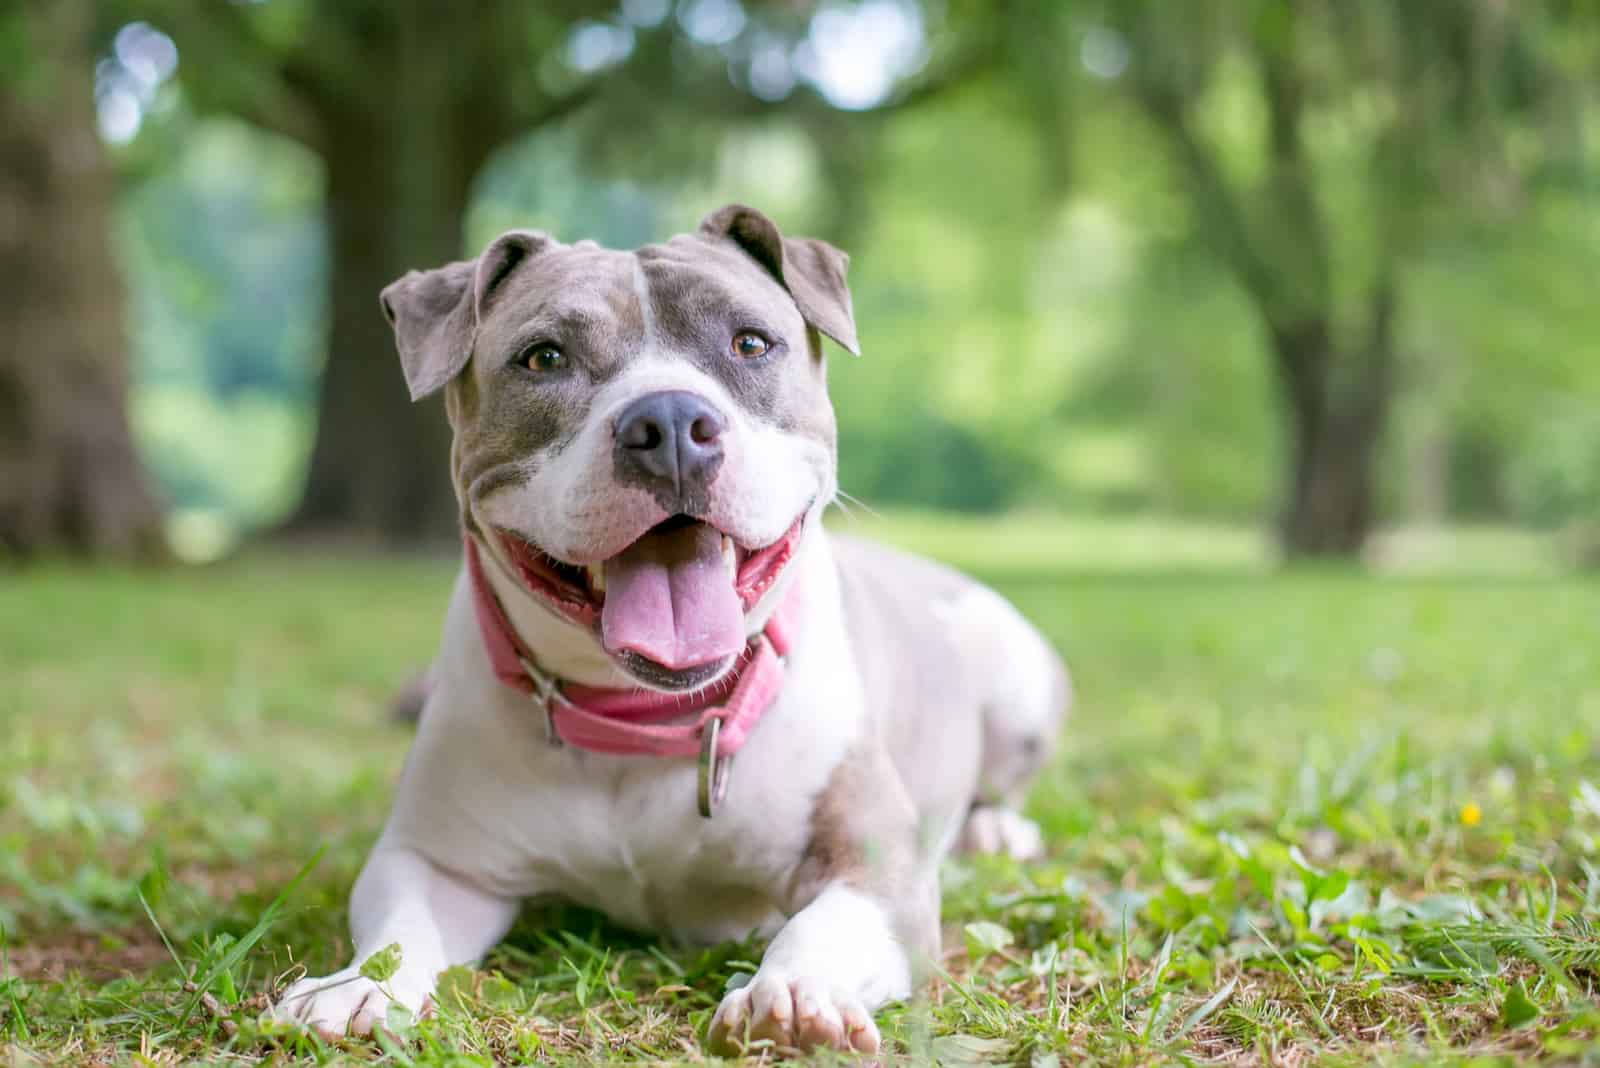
[497,514,803,687]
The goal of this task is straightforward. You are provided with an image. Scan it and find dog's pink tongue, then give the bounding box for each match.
[600,522,744,671]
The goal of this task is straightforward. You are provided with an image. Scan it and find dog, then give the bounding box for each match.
[272,205,1069,1053]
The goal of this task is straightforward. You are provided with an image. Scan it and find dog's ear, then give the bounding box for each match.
[380,261,474,402]
[699,204,860,356]
[381,230,554,400]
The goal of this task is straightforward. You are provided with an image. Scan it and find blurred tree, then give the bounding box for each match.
[0,0,165,560]
[136,0,991,542]
[138,0,599,543]
[1011,0,1584,556]
[97,0,1596,544]
[1101,5,1381,554]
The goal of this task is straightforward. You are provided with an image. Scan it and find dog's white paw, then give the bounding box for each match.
[270,964,432,1039]
[708,972,879,1054]
[959,804,1045,860]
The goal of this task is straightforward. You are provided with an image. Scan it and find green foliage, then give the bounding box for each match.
[470,126,668,253]
[4,516,1600,1062]
[0,8,41,100]
[962,920,1015,962]
[360,943,403,985]
[117,119,323,536]
[1501,980,1540,1030]
[91,0,1600,542]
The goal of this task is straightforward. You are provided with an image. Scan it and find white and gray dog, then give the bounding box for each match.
[273,205,1069,1054]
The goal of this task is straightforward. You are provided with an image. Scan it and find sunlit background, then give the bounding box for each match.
[8,0,1600,567]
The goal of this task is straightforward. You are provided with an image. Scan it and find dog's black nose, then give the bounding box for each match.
[613,390,727,499]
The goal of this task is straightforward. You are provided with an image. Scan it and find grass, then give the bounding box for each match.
[2,513,1598,1065]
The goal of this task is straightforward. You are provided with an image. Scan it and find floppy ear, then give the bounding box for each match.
[698,204,860,356]
[380,230,554,401]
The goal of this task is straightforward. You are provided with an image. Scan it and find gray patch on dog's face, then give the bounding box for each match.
[637,236,835,446]
[448,245,645,519]
[449,234,839,535]
[636,239,844,482]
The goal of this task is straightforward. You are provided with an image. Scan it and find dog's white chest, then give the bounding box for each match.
[385,546,866,940]
[512,750,813,940]
[393,668,861,941]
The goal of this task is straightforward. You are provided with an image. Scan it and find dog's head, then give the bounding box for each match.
[382,205,858,692]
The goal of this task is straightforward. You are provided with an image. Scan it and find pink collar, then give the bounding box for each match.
[464,536,797,816]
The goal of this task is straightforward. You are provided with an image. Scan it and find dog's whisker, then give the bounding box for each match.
[833,488,882,522]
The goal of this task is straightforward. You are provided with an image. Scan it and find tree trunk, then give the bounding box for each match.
[0,0,165,560]
[1269,317,1391,559]
[287,12,495,545]
[1279,398,1381,558]
[288,130,469,544]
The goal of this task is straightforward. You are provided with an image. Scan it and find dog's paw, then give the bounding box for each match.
[708,972,879,1055]
[269,964,432,1039]
[959,804,1044,860]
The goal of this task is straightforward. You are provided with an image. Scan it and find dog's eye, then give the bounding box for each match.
[731,332,770,359]
[516,343,565,373]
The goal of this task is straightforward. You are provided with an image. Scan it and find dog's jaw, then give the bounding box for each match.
[470,500,826,693]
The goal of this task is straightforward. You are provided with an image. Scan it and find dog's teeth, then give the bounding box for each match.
[721,535,737,578]
[588,565,606,594]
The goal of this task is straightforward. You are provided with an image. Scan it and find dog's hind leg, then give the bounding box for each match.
[939,586,1071,860]
[270,843,518,1038]
[389,665,435,725]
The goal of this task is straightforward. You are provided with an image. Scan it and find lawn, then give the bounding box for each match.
[2,515,1598,1065]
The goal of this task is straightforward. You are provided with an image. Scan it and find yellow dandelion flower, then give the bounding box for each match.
[1460,801,1482,827]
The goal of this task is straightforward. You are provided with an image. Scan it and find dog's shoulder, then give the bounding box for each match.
[828,532,979,626]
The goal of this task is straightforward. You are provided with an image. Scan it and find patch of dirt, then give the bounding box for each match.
[3,928,174,984]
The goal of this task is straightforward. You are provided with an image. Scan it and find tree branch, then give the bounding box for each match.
[141,0,327,150]
[523,82,600,129]
[209,70,324,151]
[457,80,601,179]
[873,42,1000,114]
[1135,81,1280,316]
[1257,5,1332,318]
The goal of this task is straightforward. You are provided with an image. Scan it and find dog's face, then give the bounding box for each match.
[382,205,859,692]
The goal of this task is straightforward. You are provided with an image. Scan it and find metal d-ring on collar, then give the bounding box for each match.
[698,714,731,819]
[696,627,776,820]
[521,649,735,820]
[513,625,787,818]
[516,655,566,749]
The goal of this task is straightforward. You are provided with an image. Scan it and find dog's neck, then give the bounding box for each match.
[470,520,824,691]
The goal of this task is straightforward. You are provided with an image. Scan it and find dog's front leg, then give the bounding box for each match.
[708,744,939,1055]
[272,842,518,1038]
[707,879,934,1054]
